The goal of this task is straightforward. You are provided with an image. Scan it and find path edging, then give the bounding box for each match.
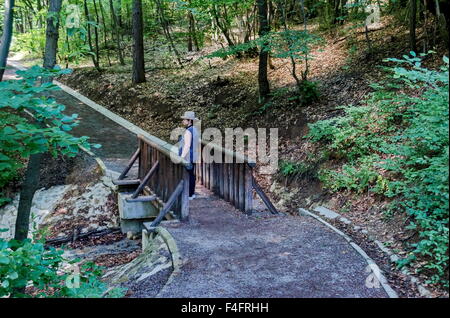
[298,208,399,298]
[300,205,434,298]
[8,60,120,190]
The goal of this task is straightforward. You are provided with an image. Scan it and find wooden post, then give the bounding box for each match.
[181,167,190,220]
[244,164,253,215]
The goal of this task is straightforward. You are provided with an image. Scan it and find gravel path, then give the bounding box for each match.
[158,187,388,298]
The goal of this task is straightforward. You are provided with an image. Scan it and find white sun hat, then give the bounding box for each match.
[180,111,199,120]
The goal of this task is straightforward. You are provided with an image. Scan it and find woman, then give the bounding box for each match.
[179,111,199,200]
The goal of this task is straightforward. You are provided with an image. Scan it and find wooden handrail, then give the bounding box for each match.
[131,161,159,199]
[147,180,185,228]
[252,176,278,214]
[200,139,256,167]
[138,134,192,170]
[118,148,140,180]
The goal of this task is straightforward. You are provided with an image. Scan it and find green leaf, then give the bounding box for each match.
[0,256,10,264]
[1,280,10,289]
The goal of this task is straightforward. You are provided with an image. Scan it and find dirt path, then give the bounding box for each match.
[5,60,389,298]
[158,186,387,298]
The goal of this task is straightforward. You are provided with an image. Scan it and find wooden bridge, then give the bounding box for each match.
[113,133,278,233]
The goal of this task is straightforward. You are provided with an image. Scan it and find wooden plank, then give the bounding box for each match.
[223,163,229,201]
[244,165,253,214]
[112,179,140,186]
[229,162,235,206]
[150,180,185,227]
[181,168,190,220]
[161,155,168,202]
[210,163,214,192]
[200,139,256,167]
[212,163,218,194]
[126,195,157,203]
[252,175,277,214]
[138,134,192,169]
[209,163,214,192]
[218,164,224,198]
[176,164,183,216]
[204,163,208,189]
[235,164,241,209]
[202,162,206,186]
[138,139,145,179]
[156,151,162,200]
[131,161,159,199]
[239,164,245,211]
[149,145,154,190]
[119,148,140,180]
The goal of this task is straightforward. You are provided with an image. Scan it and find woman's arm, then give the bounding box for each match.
[181,129,192,159]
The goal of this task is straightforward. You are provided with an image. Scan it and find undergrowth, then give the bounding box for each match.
[306,52,449,287]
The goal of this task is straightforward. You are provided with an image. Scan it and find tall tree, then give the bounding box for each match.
[0,0,15,82]
[257,0,270,102]
[84,0,101,71]
[155,0,183,67]
[42,0,63,83]
[14,151,43,241]
[109,0,125,65]
[132,0,146,83]
[409,0,417,52]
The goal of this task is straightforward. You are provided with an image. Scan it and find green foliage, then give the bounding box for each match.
[0,233,126,298]
[278,159,318,181]
[296,80,320,105]
[206,29,322,61]
[0,66,99,204]
[318,155,388,194]
[279,160,314,177]
[11,29,46,58]
[306,53,449,286]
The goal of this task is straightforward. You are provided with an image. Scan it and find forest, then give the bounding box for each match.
[0,0,448,299]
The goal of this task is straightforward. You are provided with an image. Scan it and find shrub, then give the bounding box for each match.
[306,52,449,287]
[0,232,126,298]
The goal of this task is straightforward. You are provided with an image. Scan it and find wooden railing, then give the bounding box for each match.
[197,140,278,215]
[114,134,191,228]
[115,132,278,231]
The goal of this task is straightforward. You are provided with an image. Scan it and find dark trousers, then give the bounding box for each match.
[189,163,196,197]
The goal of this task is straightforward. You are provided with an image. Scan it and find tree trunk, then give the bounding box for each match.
[187,11,193,52]
[155,0,183,67]
[282,0,301,89]
[299,0,309,81]
[42,0,62,83]
[109,0,125,65]
[14,152,43,241]
[257,0,270,102]
[84,0,101,71]
[211,5,236,47]
[410,0,417,52]
[132,0,146,83]
[92,0,101,66]
[0,0,15,82]
[116,0,123,28]
[99,0,112,66]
